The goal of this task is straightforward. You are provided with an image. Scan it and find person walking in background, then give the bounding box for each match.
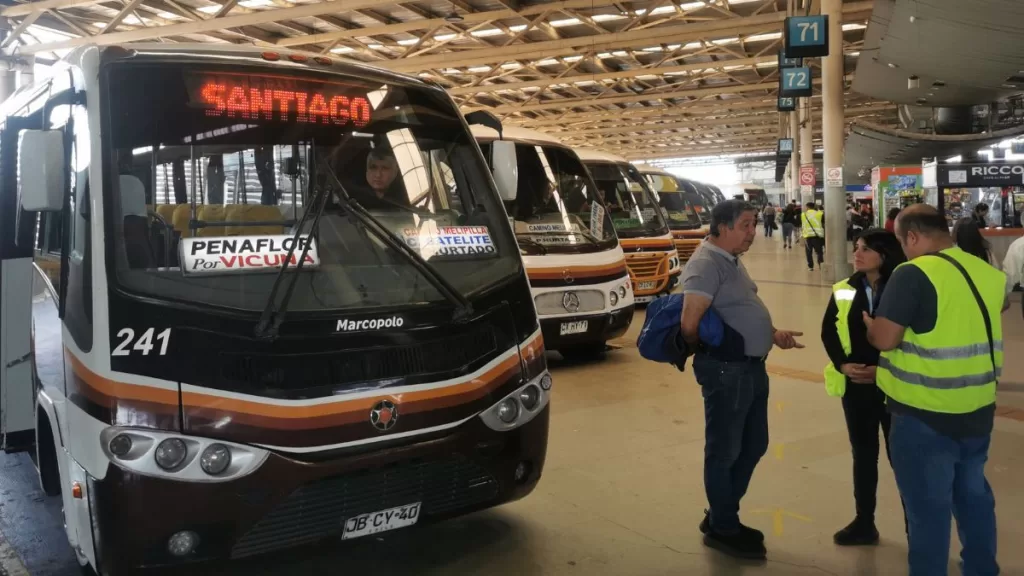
[953,217,994,264]
[762,203,776,238]
[885,207,900,233]
[821,230,908,546]
[864,205,1009,576]
[781,203,798,249]
[802,201,825,271]
[679,200,805,560]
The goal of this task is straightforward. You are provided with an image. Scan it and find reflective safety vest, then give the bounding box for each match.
[877,247,1005,414]
[801,209,823,238]
[823,279,857,397]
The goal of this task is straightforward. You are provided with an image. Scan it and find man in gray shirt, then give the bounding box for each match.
[680,200,804,560]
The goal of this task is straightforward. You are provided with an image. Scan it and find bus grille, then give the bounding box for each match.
[625,254,665,279]
[219,324,497,392]
[230,455,499,559]
[534,290,605,315]
[674,239,700,262]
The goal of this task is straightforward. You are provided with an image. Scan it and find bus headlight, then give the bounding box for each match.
[609,291,619,306]
[155,439,188,471]
[100,428,268,483]
[480,372,551,431]
[200,444,232,476]
[618,285,627,298]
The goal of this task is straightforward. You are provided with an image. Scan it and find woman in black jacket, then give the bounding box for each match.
[820,229,907,546]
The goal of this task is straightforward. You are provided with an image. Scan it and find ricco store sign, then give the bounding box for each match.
[937,162,1024,188]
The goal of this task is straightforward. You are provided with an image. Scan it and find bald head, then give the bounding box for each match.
[894,203,952,259]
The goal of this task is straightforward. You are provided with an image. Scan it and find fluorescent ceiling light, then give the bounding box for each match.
[435,33,457,41]
[746,32,782,42]
[508,24,527,32]
[500,62,522,69]
[842,23,867,30]
[847,51,861,56]
[650,5,678,14]
[471,28,503,37]
[197,5,221,13]
[550,18,581,27]
[563,55,584,62]
[330,46,354,54]
[239,0,274,7]
[367,43,385,49]
[535,58,559,66]
[467,66,491,73]
[592,14,626,22]
[397,38,418,46]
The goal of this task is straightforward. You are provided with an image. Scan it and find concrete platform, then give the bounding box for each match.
[2,232,1023,575]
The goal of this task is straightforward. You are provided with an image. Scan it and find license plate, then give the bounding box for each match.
[342,502,421,540]
[637,280,657,291]
[560,320,589,335]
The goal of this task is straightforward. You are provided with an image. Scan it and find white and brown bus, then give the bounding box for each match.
[0,43,550,574]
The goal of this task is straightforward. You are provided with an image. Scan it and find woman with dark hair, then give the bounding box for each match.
[821,229,908,546]
[953,216,993,264]
[884,207,900,233]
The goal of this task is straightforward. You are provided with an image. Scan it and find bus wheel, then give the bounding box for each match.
[559,342,606,360]
[36,414,61,497]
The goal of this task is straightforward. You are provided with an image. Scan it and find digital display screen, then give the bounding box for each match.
[186,72,373,127]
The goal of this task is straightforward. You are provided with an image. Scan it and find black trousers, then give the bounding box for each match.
[805,236,824,268]
[841,383,892,521]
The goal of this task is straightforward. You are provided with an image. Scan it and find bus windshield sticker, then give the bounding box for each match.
[590,203,605,239]
[180,235,320,276]
[401,226,497,259]
[613,218,642,229]
[522,222,581,234]
[184,72,373,127]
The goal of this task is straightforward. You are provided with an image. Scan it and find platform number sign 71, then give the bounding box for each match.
[780,67,813,98]
[784,15,830,58]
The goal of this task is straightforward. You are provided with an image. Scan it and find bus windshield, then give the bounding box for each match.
[480,141,616,254]
[642,173,701,229]
[105,63,519,313]
[585,162,669,238]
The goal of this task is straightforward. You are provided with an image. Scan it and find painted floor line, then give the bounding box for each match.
[0,529,29,576]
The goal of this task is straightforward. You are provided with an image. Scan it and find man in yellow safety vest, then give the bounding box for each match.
[864,204,1009,576]
[801,202,824,271]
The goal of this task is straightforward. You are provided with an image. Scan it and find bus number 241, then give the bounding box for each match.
[112,328,172,356]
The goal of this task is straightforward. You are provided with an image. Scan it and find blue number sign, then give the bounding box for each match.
[777,96,796,112]
[784,15,829,58]
[780,67,812,97]
[777,50,803,69]
[778,138,794,157]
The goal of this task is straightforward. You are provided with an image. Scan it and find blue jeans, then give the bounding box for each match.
[693,354,770,534]
[890,412,999,576]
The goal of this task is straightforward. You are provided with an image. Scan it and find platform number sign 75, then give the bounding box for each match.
[112,328,171,356]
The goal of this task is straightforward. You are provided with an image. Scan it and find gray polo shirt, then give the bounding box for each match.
[681,240,774,356]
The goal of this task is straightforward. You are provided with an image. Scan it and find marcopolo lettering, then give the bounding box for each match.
[337,316,405,332]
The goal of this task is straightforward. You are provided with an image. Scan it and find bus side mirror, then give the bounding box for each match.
[489,141,518,202]
[19,130,65,212]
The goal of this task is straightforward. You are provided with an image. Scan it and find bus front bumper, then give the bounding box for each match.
[87,407,549,574]
[633,272,680,304]
[539,307,634,350]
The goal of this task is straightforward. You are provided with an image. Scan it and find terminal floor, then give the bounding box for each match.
[2,233,1024,576]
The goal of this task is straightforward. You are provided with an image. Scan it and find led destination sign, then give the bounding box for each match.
[188,73,373,126]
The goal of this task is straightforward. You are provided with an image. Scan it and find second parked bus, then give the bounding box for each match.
[635,164,707,266]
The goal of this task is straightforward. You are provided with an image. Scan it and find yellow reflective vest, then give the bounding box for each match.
[823,278,857,397]
[877,247,1005,414]
[801,209,823,238]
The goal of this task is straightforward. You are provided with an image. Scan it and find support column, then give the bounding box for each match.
[821,0,850,282]
[799,97,814,205]
[0,68,15,106]
[789,108,800,203]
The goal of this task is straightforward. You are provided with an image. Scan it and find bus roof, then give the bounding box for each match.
[574,147,628,164]
[469,124,566,146]
[633,163,672,177]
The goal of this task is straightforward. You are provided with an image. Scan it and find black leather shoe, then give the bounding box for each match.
[702,529,767,560]
[699,510,764,543]
[833,518,880,546]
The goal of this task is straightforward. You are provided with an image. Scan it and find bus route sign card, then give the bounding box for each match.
[402,225,497,260]
[780,67,813,98]
[784,15,829,59]
[180,235,320,275]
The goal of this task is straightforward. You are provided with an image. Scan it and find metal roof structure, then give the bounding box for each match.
[0,0,898,160]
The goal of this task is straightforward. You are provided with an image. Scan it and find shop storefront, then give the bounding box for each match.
[925,161,1024,228]
[871,166,926,227]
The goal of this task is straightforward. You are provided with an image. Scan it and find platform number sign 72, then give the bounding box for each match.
[780,67,813,98]
[112,328,171,356]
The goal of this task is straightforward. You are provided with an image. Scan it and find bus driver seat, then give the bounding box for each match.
[120,175,156,269]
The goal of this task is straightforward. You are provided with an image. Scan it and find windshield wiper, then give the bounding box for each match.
[515,236,548,255]
[315,154,475,323]
[253,148,336,340]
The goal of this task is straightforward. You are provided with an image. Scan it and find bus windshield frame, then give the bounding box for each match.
[583,161,669,239]
[100,60,522,315]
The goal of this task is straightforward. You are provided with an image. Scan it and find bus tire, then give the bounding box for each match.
[36,413,61,497]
